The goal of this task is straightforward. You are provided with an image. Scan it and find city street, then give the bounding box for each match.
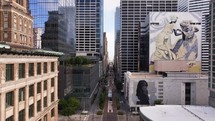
[103,65,118,121]
[59,63,140,121]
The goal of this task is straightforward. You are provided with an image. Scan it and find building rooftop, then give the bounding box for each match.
[140,105,215,121]
[0,44,64,57]
[125,71,208,79]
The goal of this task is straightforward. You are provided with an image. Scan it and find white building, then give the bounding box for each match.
[140,105,215,121]
[124,71,209,111]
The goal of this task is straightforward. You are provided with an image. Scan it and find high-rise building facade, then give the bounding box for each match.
[41,11,72,54]
[188,0,210,72]
[75,0,103,58]
[103,32,108,74]
[120,0,177,80]
[0,0,34,49]
[29,0,75,50]
[59,6,76,53]
[209,0,215,108]
[177,0,188,12]
[29,0,74,29]
[114,7,121,80]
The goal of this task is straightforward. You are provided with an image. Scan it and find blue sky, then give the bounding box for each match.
[104,0,120,61]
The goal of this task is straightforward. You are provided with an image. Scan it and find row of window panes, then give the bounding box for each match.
[6,62,55,81]
[6,79,55,108]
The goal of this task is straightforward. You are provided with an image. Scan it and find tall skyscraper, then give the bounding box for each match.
[75,0,103,58]
[29,0,75,49]
[120,0,177,80]
[188,0,210,72]
[114,7,121,80]
[41,11,72,54]
[0,0,34,49]
[59,6,76,53]
[209,0,215,108]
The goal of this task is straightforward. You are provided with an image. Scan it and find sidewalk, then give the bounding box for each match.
[58,114,89,121]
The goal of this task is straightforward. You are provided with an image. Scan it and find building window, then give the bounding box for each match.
[29,104,34,118]
[14,15,17,30]
[19,63,25,79]
[51,109,55,117]
[4,32,8,38]
[3,12,8,28]
[19,88,25,102]
[6,91,14,108]
[51,92,54,102]
[6,64,14,81]
[20,17,22,31]
[37,63,41,75]
[16,0,23,5]
[37,82,41,94]
[14,33,17,41]
[29,85,34,97]
[6,116,13,121]
[37,100,41,112]
[51,78,54,87]
[51,62,55,72]
[24,21,27,33]
[44,97,47,107]
[44,80,47,91]
[19,109,25,121]
[29,63,34,76]
[44,115,47,121]
[43,62,47,73]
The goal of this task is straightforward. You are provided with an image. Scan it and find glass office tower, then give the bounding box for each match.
[29,0,75,50]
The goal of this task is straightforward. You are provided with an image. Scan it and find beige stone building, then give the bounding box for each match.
[0,0,33,49]
[0,48,61,121]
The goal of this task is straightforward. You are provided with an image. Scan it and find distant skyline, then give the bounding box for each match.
[104,0,120,61]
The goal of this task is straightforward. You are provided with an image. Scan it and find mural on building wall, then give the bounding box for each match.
[130,79,157,106]
[150,12,202,63]
[136,80,150,105]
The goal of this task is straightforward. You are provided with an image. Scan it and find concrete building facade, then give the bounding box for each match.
[209,0,215,108]
[0,0,34,49]
[120,0,177,80]
[75,0,103,57]
[124,71,209,111]
[188,0,210,72]
[0,48,61,121]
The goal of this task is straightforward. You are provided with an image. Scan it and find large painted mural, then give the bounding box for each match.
[149,12,202,63]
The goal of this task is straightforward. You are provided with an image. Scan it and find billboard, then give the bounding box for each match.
[149,12,202,63]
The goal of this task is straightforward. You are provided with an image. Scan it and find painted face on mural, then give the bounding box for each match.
[136,80,149,105]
